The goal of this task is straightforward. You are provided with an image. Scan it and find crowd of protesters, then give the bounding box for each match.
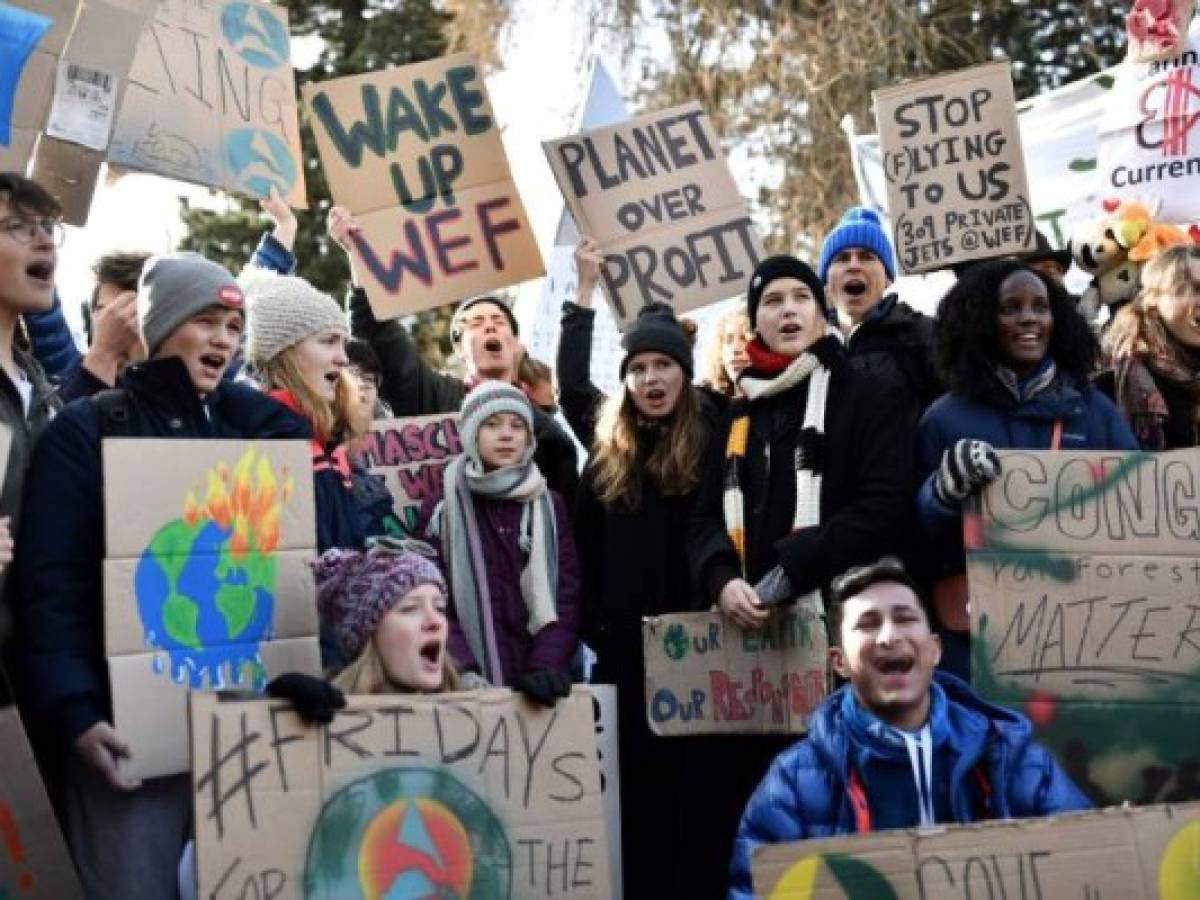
[0,164,1198,899]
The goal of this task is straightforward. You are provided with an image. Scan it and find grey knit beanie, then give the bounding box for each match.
[242,269,347,368]
[137,252,245,357]
[458,380,536,467]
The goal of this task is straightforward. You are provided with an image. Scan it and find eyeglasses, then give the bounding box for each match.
[0,216,66,247]
[348,366,381,389]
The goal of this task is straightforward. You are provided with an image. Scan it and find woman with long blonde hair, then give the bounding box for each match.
[1104,244,1200,449]
[704,305,752,399]
[560,236,718,897]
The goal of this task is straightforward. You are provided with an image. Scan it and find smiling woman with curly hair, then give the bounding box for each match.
[914,259,1138,679]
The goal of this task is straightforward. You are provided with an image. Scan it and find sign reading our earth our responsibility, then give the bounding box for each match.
[543,101,765,329]
[874,60,1035,274]
[107,0,307,207]
[303,52,544,320]
[351,413,461,534]
[752,801,1200,900]
[967,449,1200,808]
[642,601,827,737]
[190,689,612,899]
[102,439,321,781]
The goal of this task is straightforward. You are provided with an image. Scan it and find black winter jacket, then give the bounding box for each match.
[14,358,311,746]
[688,336,915,605]
[845,294,941,415]
[349,288,579,502]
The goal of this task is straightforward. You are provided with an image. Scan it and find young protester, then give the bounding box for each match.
[326,206,579,501]
[15,252,311,897]
[915,260,1137,678]
[686,254,915,896]
[0,174,64,659]
[346,338,393,419]
[417,380,580,706]
[728,557,1091,899]
[704,305,752,399]
[1103,245,1200,449]
[517,349,558,414]
[819,206,942,412]
[568,296,720,896]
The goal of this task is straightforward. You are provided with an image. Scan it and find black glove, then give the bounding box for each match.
[754,565,795,607]
[267,673,346,724]
[514,668,572,708]
[934,439,1001,506]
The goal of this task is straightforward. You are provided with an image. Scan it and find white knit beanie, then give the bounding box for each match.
[242,268,348,368]
[458,380,536,467]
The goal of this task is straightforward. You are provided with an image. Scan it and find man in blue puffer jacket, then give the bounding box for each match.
[728,557,1089,899]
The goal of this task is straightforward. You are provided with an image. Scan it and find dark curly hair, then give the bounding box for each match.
[934,259,1097,397]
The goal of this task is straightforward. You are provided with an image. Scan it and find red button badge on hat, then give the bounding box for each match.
[218,285,245,309]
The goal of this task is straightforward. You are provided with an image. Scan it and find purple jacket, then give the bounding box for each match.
[418,488,581,684]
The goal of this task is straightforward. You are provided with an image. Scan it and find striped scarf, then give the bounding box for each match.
[725,339,833,574]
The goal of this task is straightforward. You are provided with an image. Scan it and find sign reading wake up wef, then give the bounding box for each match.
[303,53,543,319]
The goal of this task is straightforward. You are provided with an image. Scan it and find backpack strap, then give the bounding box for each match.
[93,389,133,440]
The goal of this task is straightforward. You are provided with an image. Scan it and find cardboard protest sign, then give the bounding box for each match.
[751,801,1200,899]
[544,102,764,328]
[102,439,321,780]
[107,0,306,207]
[0,706,83,899]
[968,449,1200,805]
[0,0,60,173]
[351,413,461,534]
[190,688,612,899]
[1098,15,1200,223]
[303,53,543,319]
[642,600,828,737]
[873,61,1035,274]
[587,685,623,900]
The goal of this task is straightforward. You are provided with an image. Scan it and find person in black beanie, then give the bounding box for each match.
[683,252,916,897]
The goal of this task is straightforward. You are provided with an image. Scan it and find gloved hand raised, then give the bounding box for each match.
[267,672,346,724]
[514,668,572,708]
[934,439,1002,506]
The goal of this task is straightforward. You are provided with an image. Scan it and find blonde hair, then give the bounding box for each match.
[1105,245,1200,361]
[333,638,459,695]
[590,381,706,509]
[704,307,751,398]
[259,344,362,444]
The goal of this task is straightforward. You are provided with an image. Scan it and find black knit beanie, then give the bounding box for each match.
[619,302,694,378]
[746,255,826,329]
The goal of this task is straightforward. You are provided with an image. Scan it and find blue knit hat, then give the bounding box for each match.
[817,207,896,282]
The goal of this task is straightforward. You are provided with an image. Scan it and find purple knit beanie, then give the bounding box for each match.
[312,547,447,662]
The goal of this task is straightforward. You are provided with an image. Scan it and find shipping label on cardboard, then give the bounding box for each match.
[968,449,1200,805]
[102,439,321,780]
[0,706,83,899]
[543,102,764,328]
[642,601,828,737]
[350,413,461,534]
[751,802,1200,900]
[108,0,306,206]
[190,689,612,899]
[303,52,543,319]
[874,61,1035,273]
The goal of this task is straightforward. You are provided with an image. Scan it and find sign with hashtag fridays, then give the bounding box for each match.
[641,602,828,737]
[189,689,612,899]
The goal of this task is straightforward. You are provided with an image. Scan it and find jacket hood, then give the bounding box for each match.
[806,670,1033,784]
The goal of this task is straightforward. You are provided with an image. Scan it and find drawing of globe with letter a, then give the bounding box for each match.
[225,127,297,199]
[304,769,512,899]
[219,1,290,68]
[134,447,292,690]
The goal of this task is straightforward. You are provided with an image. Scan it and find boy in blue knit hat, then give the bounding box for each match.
[818,206,941,412]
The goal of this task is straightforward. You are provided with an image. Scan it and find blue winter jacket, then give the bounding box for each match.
[915,372,1138,578]
[728,672,1091,899]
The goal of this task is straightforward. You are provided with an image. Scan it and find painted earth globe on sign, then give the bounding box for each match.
[134,447,292,690]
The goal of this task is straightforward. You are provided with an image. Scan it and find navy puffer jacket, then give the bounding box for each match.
[728,672,1091,899]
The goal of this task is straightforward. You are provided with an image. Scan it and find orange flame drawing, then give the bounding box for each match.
[182,446,292,555]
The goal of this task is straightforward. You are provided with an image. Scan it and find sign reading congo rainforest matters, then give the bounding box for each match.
[752,802,1200,900]
[190,689,611,899]
[642,602,827,737]
[543,102,765,329]
[303,53,544,320]
[967,450,1200,807]
[873,61,1035,274]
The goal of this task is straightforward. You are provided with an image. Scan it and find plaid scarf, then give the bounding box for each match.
[725,337,833,573]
